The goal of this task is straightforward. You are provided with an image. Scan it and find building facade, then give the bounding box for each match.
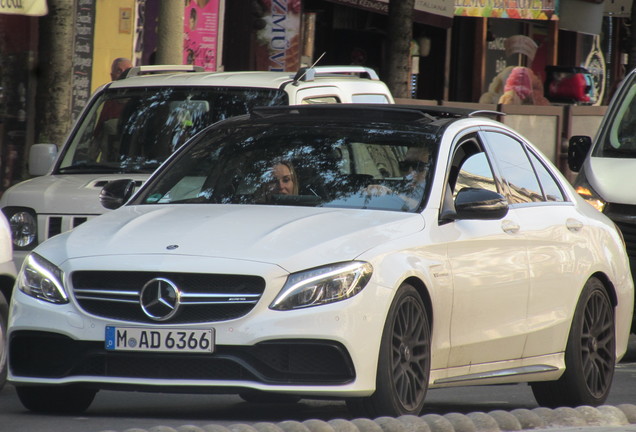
[0,0,631,191]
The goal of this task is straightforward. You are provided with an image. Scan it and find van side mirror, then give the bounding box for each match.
[568,135,592,172]
[99,179,136,210]
[28,144,58,176]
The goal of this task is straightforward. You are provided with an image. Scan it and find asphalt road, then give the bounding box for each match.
[1,335,634,432]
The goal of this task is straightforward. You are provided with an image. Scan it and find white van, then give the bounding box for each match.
[0,65,393,267]
[568,68,636,332]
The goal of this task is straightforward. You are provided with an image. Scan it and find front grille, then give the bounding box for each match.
[605,204,636,259]
[45,215,91,239]
[10,331,356,385]
[72,271,265,324]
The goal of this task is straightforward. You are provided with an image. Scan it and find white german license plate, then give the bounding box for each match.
[105,326,214,353]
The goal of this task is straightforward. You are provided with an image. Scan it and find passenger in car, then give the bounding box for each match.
[364,147,430,197]
[269,161,299,195]
[254,161,299,203]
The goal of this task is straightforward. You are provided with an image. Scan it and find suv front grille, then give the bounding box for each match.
[46,215,91,239]
[72,271,265,324]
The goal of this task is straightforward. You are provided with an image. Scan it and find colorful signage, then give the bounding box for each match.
[0,0,47,16]
[184,0,220,71]
[454,0,558,19]
[254,0,302,72]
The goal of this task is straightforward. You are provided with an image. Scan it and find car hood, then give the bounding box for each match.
[39,204,425,272]
[588,157,636,204]
[0,174,148,214]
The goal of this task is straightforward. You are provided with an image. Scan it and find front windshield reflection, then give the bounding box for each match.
[599,82,636,158]
[139,123,437,212]
[57,87,288,174]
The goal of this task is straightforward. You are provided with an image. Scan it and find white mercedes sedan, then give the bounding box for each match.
[7,104,634,418]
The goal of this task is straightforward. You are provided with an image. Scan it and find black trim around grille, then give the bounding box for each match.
[71,271,266,324]
[9,331,356,386]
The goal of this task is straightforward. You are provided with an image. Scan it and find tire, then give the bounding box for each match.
[238,392,301,404]
[0,290,7,391]
[531,277,615,408]
[16,385,97,413]
[347,283,430,417]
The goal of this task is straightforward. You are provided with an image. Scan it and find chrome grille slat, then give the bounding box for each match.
[74,296,140,304]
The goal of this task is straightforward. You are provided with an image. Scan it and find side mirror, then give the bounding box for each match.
[28,144,58,176]
[454,188,509,220]
[568,135,592,172]
[99,179,136,210]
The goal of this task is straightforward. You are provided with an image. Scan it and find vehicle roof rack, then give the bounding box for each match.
[121,65,205,78]
[292,66,379,84]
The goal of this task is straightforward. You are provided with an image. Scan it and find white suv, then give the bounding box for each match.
[0,65,393,267]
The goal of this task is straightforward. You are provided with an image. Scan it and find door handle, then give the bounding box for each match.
[566,218,584,232]
[501,219,520,234]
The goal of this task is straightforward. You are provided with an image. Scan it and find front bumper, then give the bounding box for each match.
[8,265,390,396]
[10,330,354,386]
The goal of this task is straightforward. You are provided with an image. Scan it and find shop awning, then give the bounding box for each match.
[324,0,455,28]
[0,0,47,16]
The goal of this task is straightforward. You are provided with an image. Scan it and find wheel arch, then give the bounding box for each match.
[591,271,618,308]
[401,276,433,330]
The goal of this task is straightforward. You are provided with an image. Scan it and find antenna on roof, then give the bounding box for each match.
[293,52,326,84]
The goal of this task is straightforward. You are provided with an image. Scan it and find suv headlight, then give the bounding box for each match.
[2,207,37,250]
[270,261,372,311]
[18,253,68,304]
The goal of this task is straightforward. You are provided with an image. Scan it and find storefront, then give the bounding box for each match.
[0,1,45,189]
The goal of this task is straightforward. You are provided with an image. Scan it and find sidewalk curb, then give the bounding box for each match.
[97,404,636,432]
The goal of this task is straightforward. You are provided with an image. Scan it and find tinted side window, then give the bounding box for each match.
[484,132,543,204]
[528,151,566,202]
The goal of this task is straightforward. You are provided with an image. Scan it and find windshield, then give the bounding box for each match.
[137,121,437,212]
[596,80,636,158]
[56,86,288,174]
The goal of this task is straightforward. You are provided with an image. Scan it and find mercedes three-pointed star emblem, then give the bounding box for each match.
[139,278,181,321]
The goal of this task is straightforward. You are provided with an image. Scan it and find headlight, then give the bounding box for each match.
[574,184,606,212]
[270,261,372,311]
[3,207,37,249]
[573,173,606,212]
[18,253,68,304]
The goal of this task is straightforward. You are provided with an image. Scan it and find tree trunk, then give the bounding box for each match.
[386,0,415,99]
[156,1,184,65]
[34,0,74,145]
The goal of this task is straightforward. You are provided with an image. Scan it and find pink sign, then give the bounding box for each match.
[184,0,220,71]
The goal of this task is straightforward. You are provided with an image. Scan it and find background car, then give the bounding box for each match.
[568,67,636,332]
[7,105,633,417]
[0,65,393,269]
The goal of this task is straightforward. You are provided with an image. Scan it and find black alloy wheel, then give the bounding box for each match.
[347,283,430,417]
[531,277,615,407]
